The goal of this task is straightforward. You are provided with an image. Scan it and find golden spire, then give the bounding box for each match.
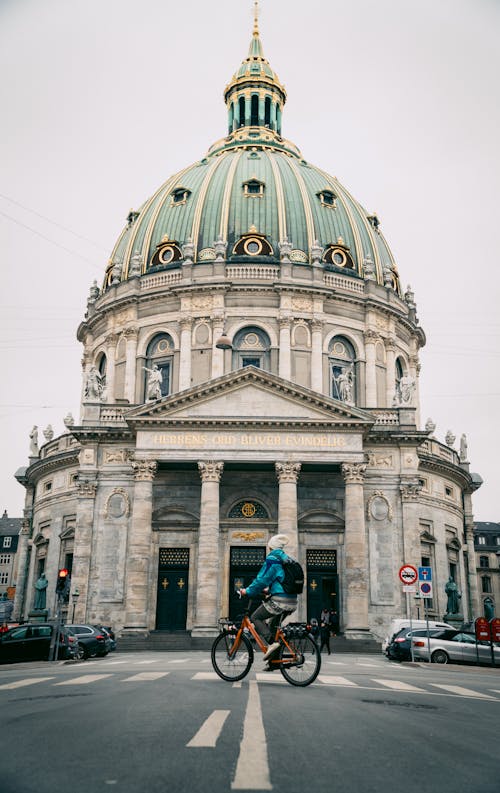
[253,0,259,36]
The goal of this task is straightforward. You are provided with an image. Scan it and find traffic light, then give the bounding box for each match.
[56,568,70,597]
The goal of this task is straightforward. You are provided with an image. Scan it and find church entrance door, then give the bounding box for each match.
[306,549,339,632]
[156,548,189,630]
[229,546,266,621]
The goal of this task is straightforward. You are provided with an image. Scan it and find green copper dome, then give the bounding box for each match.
[105,12,401,294]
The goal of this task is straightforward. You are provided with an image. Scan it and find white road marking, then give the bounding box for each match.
[103,661,127,666]
[167,659,190,664]
[431,684,496,700]
[233,681,243,688]
[54,674,113,686]
[372,679,425,692]
[136,660,159,665]
[121,672,169,681]
[192,672,221,680]
[232,680,271,790]
[490,689,500,694]
[318,675,358,686]
[0,677,54,690]
[254,673,287,684]
[357,663,380,667]
[186,709,230,747]
[327,661,346,665]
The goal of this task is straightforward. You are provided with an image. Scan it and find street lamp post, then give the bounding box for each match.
[71,588,80,622]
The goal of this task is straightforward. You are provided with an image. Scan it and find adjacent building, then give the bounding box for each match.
[474,522,500,618]
[0,510,21,600]
[13,11,483,641]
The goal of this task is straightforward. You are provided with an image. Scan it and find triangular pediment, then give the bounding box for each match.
[126,367,373,428]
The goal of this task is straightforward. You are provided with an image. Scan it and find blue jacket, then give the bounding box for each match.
[245,549,295,599]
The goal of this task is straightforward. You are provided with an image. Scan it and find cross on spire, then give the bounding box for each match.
[253,0,260,36]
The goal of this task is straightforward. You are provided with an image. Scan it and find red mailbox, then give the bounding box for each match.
[475,617,491,641]
[490,617,500,643]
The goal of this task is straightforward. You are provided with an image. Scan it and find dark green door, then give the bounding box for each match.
[229,546,266,621]
[156,548,189,631]
[306,549,338,628]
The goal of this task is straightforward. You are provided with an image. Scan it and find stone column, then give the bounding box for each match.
[275,462,301,557]
[363,330,378,408]
[399,481,423,566]
[278,316,291,381]
[311,319,323,393]
[71,480,97,623]
[124,328,138,404]
[123,459,157,632]
[12,516,32,621]
[192,461,224,636]
[463,490,480,620]
[409,354,421,427]
[179,315,192,391]
[211,313,225,379]
[105,334,117,403]
[341,462,370,635]
[384,337,396,408]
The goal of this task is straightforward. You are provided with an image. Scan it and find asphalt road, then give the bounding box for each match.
[1,652,499,793]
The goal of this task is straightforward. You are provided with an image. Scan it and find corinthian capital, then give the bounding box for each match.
[132,459,158,482]
[341,462,366,484]
[363,329,379,344]
[275,461,301,484]
[76,480,98,498]
[400,481,421,501]
[179,314,192,331]
[198,460,224,482]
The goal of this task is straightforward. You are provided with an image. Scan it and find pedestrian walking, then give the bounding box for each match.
[319,621,331,654]
[310,617,320,645]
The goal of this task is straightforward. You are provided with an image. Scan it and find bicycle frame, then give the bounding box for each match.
[225,611,299,667]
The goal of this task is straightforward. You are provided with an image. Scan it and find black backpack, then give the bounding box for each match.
[281,556,304,594]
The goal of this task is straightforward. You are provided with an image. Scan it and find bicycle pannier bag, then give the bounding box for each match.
[281,557,304,594]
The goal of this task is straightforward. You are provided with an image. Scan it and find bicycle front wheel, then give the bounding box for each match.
[279,633,321,687]
[211,632,253,681]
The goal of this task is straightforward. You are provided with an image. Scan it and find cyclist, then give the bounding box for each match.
[238,534,297,670]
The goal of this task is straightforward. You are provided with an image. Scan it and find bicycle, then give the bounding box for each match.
[211,602,321,687]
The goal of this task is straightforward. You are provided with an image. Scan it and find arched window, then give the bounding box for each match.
[228,102,234,133]
[395,357,406,403]
[144,333,174,400]
[239,96,246,127]
[328,336,356,405]
[96,353,107,387]
[251,95,259,126]
[482,576,492,594]
[264,97,271,127]
[232,326,271,371]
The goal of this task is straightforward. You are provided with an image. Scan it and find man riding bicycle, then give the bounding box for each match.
[238,534,297,670]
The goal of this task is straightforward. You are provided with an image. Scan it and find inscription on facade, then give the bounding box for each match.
[142,431,357,451]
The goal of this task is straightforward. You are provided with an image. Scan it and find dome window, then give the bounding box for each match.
[149,236,183,268]
[170,187,191,206]
[232,326,271,371]
[243,178,265,198]
[317,190,337,209]
[233,227,273,257]
[324,239,354,269]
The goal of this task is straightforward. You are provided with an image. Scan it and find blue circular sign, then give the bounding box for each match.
[420,582,432,595]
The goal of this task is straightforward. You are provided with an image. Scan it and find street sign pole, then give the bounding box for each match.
[409,591,414,662]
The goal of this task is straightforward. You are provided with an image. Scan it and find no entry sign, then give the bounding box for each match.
[399,565,418,585]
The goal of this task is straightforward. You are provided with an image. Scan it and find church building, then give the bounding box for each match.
[13,7,482,642]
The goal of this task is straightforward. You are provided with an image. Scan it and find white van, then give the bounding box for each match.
[382,618,454,653]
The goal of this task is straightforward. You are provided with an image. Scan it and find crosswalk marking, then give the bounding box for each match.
[372,679,425,692]
[430,684,496,700]
[318,675,358,686]
[0,677,54,690]
[327,661,346,666]
[121,672,169,682]
[104,660,127,665]
[192,672,221,680]
[167,659,189,664]
[136,660,159,665]
[255,673,287,684]
[187,710,230,747]
[54,674,113,686]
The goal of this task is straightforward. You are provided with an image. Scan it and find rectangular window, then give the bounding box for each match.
[0,572,8,584]
[0,554,11,565]
[3,537,12,549]
[478,536,486,545]
[241,356,261,368]
[44,482,52,492]
[482,577,492,594]
[479,556,489,569]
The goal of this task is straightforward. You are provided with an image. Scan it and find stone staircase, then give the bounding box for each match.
[116,631,381,654]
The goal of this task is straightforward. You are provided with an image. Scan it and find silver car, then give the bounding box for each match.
[412,629,500,665]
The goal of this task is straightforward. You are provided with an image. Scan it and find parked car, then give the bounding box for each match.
[0,623,79,662]
[65,624,112,659]
[382,619,454,653]
[387,627,444,661]
[412,629,500,665]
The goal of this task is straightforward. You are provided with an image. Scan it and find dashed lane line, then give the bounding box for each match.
[186,710,230,747]
[54,674,113,686]
[121,672,170,682]
[232,680,272,790]
[0,677,54,690]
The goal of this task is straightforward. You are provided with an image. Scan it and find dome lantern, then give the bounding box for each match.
[224,1,286,136]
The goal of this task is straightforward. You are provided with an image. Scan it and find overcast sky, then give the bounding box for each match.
[1,0,499,521]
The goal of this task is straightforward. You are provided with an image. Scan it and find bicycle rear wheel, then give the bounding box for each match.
[211,631,253,681]
[279,633,321,686]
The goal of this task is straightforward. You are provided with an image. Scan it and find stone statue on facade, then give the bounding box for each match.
[278,237,292,263]
[383,262,394,288]
[129,251,143,276]
[29,426,39,456]
[84,366,104,401]
[34,573,48,611]
[363,254,376,280]
[144,364,163,400]
[444,577,461,615]
[445,430,456,447]
[425,418,436,435]
[311,239,323,265]
[63,412,75,430]
[214,236,227,262]
[394,374,415,406]
[43,425,54,443]
[335,366,354,405]
[110,260,122,285]
[182,238,195,264]
[459,434,468,462]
